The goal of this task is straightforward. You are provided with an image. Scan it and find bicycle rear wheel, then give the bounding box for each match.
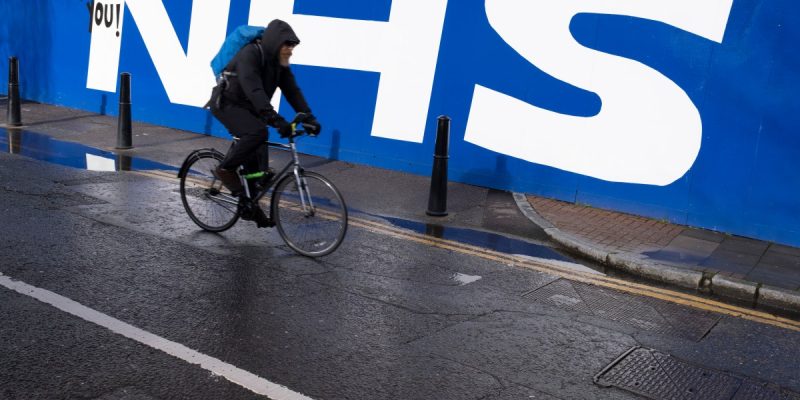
[272,171,348,257]
[179,151,240,232]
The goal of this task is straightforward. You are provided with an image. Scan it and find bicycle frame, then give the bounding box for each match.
[179,115,347,256]
[213,133,315,218]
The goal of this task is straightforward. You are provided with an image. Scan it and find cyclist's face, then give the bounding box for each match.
[279,43,295,67]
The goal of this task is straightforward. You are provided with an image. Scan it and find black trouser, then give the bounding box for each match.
[210,103,269,172]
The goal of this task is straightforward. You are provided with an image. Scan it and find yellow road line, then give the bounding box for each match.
[133,169,800,332]
[347,216,800,332]
[136,169,178,179]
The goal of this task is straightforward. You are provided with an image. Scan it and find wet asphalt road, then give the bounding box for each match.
[1,150,799,400]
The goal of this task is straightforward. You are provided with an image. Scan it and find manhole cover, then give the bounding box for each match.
[595,347,800,400]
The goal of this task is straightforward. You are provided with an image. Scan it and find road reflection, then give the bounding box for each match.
[386,215,576,264]
[0,127,175,173]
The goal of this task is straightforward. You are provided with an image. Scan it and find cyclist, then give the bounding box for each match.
[208,19,321,224]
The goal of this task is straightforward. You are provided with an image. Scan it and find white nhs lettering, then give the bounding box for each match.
[86,1,733,186]
[465,0,734,185]
[86,0,449,143]
[87,0,229,108]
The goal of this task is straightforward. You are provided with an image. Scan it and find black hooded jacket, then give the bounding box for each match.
[221,19,310,124]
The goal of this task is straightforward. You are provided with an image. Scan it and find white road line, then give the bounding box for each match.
[0,273,313,400]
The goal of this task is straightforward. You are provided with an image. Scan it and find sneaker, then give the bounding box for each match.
[253,207,274,228]
[214,166,244,195]
[237,198,273,227]
[238,197,254,221]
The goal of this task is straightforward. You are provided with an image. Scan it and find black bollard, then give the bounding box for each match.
[7,57,22,127]
[426,116,450,216]
[116,72,132,149]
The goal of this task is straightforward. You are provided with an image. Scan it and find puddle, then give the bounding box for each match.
[379,215,576,263]
[0,128,595,269]
[0,128,177,172]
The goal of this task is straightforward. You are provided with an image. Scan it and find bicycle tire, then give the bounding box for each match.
[271,171,348,257]
[179,150,240,232]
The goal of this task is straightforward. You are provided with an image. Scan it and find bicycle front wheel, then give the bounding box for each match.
[179,151,240,232]
[272,171,348,257]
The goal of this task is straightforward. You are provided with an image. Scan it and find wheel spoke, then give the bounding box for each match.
[180,152,239,232]
[273,172,347,257]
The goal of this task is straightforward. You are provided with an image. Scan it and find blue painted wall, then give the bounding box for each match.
[1,0,798,246]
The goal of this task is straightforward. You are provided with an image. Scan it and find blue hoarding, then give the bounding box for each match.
[1,0,798,246]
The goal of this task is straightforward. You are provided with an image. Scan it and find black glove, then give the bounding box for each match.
[303,114,322,136]
[258,109,276,125]
[272,116,293,138]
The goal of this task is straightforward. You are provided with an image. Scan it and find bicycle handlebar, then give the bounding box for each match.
[289,112,319,137]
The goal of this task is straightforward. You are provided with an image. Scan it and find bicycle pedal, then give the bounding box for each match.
[237,199,255,220]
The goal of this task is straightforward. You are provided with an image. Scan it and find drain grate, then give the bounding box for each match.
[524,280,720,341]
[595,347,800,400]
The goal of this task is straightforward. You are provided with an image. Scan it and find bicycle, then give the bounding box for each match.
[178,113,348,257]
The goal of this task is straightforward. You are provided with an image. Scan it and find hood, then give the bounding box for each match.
[261,19,300,63]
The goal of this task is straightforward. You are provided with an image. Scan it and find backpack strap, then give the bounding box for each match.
[221,40,264,78]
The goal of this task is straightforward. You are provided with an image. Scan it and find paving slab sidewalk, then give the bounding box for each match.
[513,193,800,313]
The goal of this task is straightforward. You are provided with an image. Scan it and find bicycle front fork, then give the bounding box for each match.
[293,168,315,216]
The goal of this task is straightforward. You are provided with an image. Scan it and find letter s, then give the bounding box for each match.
[464,0,733,186]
